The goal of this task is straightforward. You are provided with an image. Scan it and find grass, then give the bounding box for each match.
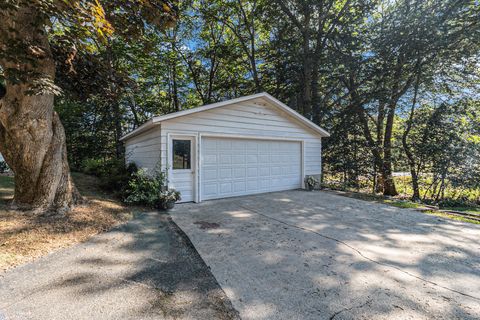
[0,173,137,272]
[323,174,480,203]
[383,199,422,209]
[441,206,480,215]
[425,211,480,225]
[323,174,480,223]
[325,188,422,208]
[324,187,480,225]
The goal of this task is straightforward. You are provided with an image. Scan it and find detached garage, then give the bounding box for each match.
[120,93,329,203]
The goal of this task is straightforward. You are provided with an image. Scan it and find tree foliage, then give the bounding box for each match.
[1,0,479,211]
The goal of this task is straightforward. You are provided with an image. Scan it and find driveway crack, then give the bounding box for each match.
[329,299,372,320]
[238,205,480,302]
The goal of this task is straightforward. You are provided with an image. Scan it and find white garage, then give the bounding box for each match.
[121,93,329,203]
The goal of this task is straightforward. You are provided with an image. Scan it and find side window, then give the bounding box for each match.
[172,139,191,170]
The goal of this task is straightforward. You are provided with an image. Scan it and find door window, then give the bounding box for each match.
[172,139,191,170]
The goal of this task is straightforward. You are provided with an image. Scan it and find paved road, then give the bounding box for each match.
[171,190,480,320]
[0,212,239,320]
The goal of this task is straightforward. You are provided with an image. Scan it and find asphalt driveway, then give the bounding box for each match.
[171,190,480,320]
[0,212,239,320]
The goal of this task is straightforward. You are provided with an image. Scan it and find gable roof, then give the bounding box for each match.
[120,92,330,141]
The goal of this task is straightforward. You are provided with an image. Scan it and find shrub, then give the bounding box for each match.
[81,158,105,176]
[80,158,138,197]
[124,169,166,207]
[305,176,319,189]
[98,159,137,195]
[0,161,9,173]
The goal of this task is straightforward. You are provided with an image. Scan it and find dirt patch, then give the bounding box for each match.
[0,173,135,272]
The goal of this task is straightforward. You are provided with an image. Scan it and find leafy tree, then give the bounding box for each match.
[0,0,177,214]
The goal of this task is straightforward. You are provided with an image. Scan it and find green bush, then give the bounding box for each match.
[79,158,183,207]
[124,169,166,207]
[80,158,138,197]
[81,158,105,176]
[98,159,137,194]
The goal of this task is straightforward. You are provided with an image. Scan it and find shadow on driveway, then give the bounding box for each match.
[0,212,240,320]
[172,190,480,320]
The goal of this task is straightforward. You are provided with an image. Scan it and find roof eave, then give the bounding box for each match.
[119,119,156,141]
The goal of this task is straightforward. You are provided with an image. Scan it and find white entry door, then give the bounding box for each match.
[201,137,302,200]
[170,135,196,202]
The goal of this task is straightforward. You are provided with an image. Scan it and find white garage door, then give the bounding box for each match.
[201,137,302,200]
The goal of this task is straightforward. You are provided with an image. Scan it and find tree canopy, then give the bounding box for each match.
[1,0,479,213]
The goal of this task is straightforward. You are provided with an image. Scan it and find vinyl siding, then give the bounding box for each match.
[159,98,322,176]
[125,125,162,173]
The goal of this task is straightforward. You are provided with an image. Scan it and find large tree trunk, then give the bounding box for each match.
[0,5,80,214]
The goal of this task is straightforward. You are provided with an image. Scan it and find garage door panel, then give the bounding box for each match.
[232,140,246,150]
[204,155,217,164]
[234,167,246,178]
[271,166,282,175]
[219,155,232,164]
[203,168,217,181]
[204,183,217,196]
[258,154,269,163]
[201,137,302,200]
[203,138,216,149]
[259,167,270,176]
[233,181,246,192]
[218,140,232,150]
[219,168,232,179]
[232,155,246,164]
[247,155,258,164]
[247,168,257,177]
[247,179,258,190]
[219,182,232,194]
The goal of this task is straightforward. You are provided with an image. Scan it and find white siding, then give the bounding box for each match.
[160,99,322,176]
[125,125,162,173]
[124,97,323,185]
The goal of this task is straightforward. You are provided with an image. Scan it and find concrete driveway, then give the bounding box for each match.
[171,190,480,320]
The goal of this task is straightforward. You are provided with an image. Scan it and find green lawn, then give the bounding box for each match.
[325,188,480,225]
[323,174,480,222]
[323,174,480,204]
[425,211,480,225]
[442,206,480,215]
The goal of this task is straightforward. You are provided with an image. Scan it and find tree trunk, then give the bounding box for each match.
[0,5,80,214]
[402,71,421,200]
[112,102,124,159]
[300,4,312,118]
[382,104,398,196]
